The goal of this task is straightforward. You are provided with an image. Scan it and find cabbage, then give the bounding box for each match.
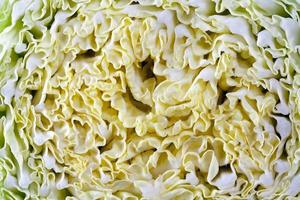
[0,0,299,199]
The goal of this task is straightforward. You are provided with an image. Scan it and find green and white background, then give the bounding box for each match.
[0,0,300,199]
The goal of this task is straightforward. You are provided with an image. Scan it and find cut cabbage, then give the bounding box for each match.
[0,0,299,199]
